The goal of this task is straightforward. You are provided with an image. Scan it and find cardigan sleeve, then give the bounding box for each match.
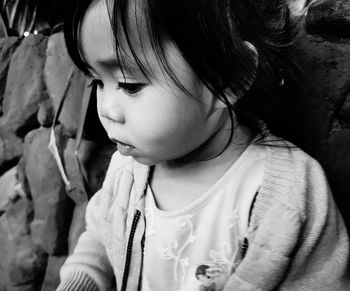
[223,149,350,290]
[57,151,132,291]
[223,202,303,290]
[57,189,115,291]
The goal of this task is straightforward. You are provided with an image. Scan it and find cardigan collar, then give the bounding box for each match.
[133,160,151,202]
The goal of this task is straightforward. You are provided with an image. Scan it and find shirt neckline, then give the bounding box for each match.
[146,143,258,218]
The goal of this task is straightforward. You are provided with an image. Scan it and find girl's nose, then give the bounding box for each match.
[97,87,125,124]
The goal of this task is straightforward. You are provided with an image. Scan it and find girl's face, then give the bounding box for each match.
[80,0,230,165]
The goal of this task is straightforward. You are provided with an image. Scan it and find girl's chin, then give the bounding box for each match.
[129,147,206,166]
[130,154,160,166]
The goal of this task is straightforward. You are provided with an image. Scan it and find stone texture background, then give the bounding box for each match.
[0,0,350,290]
[0,32,115,290]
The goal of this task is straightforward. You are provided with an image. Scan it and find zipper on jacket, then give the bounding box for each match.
[241,237,249,259]
[137,232,145,291]
[121,210,141,291]
[240,190,258,260]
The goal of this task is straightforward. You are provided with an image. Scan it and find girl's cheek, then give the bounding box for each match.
[98,118,110,136]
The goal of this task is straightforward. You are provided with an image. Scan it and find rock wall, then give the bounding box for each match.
[0,0,350,289]
[0,32,115,290]
[288,0,350,228]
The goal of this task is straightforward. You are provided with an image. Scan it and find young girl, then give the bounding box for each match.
[58,0,350,290]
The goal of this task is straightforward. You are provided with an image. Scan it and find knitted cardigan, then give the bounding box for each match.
[57,139,350,291]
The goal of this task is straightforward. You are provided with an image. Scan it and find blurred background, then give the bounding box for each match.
[1,0,350,290]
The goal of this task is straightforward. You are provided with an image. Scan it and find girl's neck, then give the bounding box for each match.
[157,123,254,175]
[150,124,254,211]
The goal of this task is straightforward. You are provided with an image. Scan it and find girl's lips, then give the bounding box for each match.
[116,141,135,156]
[109,138,135,156]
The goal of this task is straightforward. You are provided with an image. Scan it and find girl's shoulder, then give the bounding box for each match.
[243,136,349,290]
[106,150,135,174]
[261,133,326,180]
[101,151,150,200]
[87,151,149,221]
[101,151,138,189]
[254,134,331,223]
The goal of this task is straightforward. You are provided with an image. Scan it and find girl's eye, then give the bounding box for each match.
[118,82,146,95]
[88,79,104,89]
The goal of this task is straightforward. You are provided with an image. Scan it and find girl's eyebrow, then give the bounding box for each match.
[96,56,139,72]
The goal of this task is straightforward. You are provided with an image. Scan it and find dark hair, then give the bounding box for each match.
[64,0,297,142]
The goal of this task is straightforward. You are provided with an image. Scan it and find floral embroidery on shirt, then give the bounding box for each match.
[159,215,197,286]
[216,208,242,271]
[209,241,241,273]
[223,209,239,229]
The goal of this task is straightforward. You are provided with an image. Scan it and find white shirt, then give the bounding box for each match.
[142,144,266,291]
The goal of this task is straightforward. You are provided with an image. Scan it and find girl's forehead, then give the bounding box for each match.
[83,0,148,45]
[80,0,150,71]
[80,0,195,84]
[79,1,114,65]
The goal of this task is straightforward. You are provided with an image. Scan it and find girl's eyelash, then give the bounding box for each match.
[118,82,146,95]
[87,79,146,95]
